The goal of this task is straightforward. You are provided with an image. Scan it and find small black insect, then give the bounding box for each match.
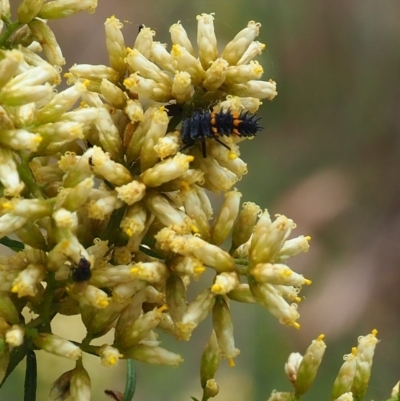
[72,257,92,282]
[138,24,145,33]
[180,109,262,157]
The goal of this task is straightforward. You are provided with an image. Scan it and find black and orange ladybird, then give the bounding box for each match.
[180,109,262,157]
[72,257,92,282]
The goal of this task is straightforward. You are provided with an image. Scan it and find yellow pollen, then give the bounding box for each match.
[171,44,181,56]
[180,181,190,191]
[295,297,302,303]
[158,304,168,313]
[98,299,109,308]
[283,269,292,277]
[293,322,300,330]
[371,328,378,337]
[228,358,236,367]
[83,79,91,88]
[194,266,206,274]
[306,235,311,242]
[351,347,357,356]
[34,136,43,143]
[228,151,238,160]
[124,228,133,237]
[191,225,199,233]
[317,334,325,341]
[1,201,14,211]
[11,284,20,293]
[107,356,117,365]
[304,279,312,285]
[130,267,140,274]
[211,284,221,293]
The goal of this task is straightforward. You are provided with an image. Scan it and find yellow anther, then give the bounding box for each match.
[372,328,378,337]
[228,358,236,367]
[304,279,312,285]
[158,304,168,313]
[228,151,238,160]
[317,334,325,341]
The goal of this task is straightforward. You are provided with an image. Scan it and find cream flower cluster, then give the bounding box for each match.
[270,330,380,401]
[0,2,309,399]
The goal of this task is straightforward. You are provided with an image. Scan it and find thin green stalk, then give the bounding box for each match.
[121,359,137,401]
[0,17,24,48]
[36,272,57,332]
[24,351,37,401]
[17,152,45,199]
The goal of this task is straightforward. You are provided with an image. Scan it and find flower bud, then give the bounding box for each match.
[140,107,169,171]
[210,190,241,246]
[221,20,261,65]
[175,289,215,341]
[231,201,261,251]
[203,58,229,91]
[166,274,187,323]
[5,324,24,346]
[104,15,127,76]
[200,331,222,388]
[212,295,240,366]
[11,263,46,297]
[250,211,295,265]
[284,352,302,384]
[204,379,219,398]
[294,334,326,396]
[249,280,300,328]
[211,272,239,295]
[123,344,183,366]
[116,306,166,348]
[70,364,91,401]
[351,329,379,401]
[332,348,357,401]
[17,0,45,23]
[250,263,311,287]
[98,344,123,367]
[169,21,195,55]
[140,153,193,187]
[28,19,64,66]
[33,333,82,360]
[197,13,218,69]
[38,0,97,19]
[49,370,72,401]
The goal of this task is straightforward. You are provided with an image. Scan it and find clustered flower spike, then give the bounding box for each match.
[0,3,310,399]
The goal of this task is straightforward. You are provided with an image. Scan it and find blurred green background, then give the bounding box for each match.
[3,0,400,400]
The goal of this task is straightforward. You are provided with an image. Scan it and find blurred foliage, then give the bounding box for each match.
[3,0,400,400]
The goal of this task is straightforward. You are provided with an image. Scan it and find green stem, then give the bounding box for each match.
[201,392,209,401]
[0,18,24,48]
[121,359,137,401]
[36,272,57,332]
[24,351,37,401]
[100,206,127,246]
[17,152,44,199]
